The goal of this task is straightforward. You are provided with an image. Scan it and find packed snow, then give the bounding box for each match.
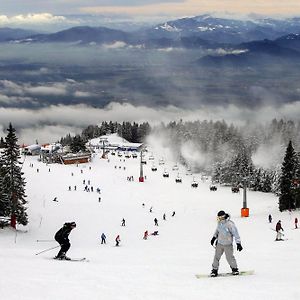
[0,148,299,300]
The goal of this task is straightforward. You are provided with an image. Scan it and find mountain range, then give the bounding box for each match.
[2,15,300,66]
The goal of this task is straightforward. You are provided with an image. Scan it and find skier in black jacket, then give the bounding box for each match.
[54,222,76,260]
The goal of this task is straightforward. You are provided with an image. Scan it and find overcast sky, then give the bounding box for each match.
[1,0,300,18]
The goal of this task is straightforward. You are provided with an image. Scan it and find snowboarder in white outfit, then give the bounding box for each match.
[210,210,243,277]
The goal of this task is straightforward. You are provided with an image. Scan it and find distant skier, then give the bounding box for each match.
[268,214,272,223]
[101,233,106,244]
[154,218,158,226]
[121,218,126,226]
[143,230,148,240]
[295,217,298,229]
[210,210,242,277]
[149,206,153,213]
[54,222,76,260]
[163,213,166,221]
[172,211,176,217]
[115,235,121,246]
[53,197,58,202]
[275,220,284,241]
[151,231,159,236]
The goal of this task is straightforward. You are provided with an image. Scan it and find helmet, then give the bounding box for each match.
[217,210,229,221]
[217,210,226,217]
[70,221,76,227]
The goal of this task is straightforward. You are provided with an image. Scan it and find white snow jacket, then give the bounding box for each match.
[213,219,241,246]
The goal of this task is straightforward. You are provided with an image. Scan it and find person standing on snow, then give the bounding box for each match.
[101,233,106,244]
[54,222,76,260]
[210,210,242,277]
[275,220,284,240]
[143,230,148,240]
[115,235,121,246]
[295,217,298,229]
[268,214,272,223]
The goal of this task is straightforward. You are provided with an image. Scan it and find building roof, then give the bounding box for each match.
[88,133,143,148]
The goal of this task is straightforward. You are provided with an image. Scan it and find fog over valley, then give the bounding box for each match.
[2,12,300,144]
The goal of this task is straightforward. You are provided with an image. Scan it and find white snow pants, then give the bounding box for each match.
[276,230,283,240]
[212,243,238,270]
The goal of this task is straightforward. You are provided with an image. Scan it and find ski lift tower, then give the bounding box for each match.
[241,177,249,217]
[99,137,108,159]
[139,148,144,182]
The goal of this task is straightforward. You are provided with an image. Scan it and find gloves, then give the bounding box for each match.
[237,243,243,251]
[210,237,216,246]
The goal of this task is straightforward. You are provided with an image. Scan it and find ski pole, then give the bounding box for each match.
[35,245,59,255]
[36,239,55,242]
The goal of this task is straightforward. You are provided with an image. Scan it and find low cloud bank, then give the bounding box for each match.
[0,101,300,144]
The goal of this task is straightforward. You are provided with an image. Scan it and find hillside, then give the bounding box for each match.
[0,147,299,300]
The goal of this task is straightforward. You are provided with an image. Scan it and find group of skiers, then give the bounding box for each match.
[269,214,299,240]
[52,209,297,276]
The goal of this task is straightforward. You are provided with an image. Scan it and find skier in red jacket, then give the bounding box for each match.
[143,230,148,240]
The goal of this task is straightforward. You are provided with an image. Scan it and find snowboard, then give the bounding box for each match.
[195,270,254,278]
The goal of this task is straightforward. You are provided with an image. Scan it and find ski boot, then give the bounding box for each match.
[210,269,218,277]
[55,252,70,260]
[231,268,239,275]
[60,252,71,260]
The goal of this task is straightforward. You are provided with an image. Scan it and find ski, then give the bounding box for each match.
[69,258,89,262]
[52,257,89,262]
[195,270,254,278]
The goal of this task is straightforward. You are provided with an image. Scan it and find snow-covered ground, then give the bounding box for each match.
[0,149,299,300]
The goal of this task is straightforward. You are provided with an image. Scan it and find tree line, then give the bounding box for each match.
[60,121,151,153]
[151,119,300,210]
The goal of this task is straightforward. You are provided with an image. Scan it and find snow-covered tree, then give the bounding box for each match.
[278,141,297,211]
[1,123,28,227]
[293,152,300,208]
[70,135,87,153]
[0,157,9,216]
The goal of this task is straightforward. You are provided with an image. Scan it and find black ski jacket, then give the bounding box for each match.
[55,223,73,244]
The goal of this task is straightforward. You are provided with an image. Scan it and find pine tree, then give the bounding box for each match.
[262,172,272,193]
[0,137,5,148]
[293,152,300,208]
[70,135,86,153]
[0,157,9,216]
[1,123,28,227]
[279,141,297,211]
